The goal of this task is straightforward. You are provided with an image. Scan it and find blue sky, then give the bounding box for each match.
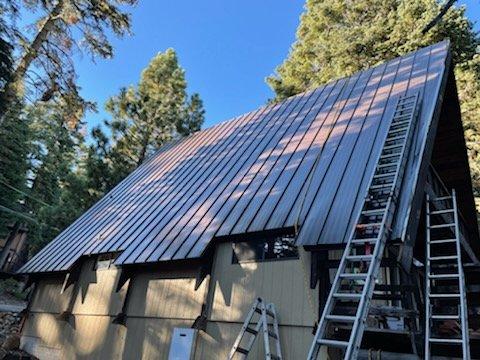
[75,0,480,132]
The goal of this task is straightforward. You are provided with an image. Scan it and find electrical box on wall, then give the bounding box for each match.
[168,328,197,360]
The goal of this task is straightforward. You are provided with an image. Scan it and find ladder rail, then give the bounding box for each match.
[228,298,262,359]
[260,302,273,360]
[269,304,283,360]
[424,191,471,360]
[308,92,421,360]
[228,298,282,360]
[452,190,471,360]
[346,92,418,359]
[424,195,432,360]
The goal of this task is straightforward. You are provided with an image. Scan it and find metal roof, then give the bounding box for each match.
[20,41,451,274]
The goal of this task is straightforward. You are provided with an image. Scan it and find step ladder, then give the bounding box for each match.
[228,298,282,360]
[425,191,470,359]
[307,93,421,360]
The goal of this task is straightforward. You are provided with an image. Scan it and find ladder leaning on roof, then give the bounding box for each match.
[307,92,422,360]
[228,297,282,360]
[425,191,471,359]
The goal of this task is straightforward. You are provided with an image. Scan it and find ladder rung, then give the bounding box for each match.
[351,238,378,244]
[265,309,275,317]
[236,347,249,355]
[346,254,373,262]
[392,115,412,122]
[356,222,382,228]
[431,314,460,320]
[245,327,258,335]
[380,153,400,160]
[339,273,368,280]
[317,339,349,348]
[429,255,458,261]
[428,223,455,229]
[325,315,356,322]
[428,273,459,279]
[391,120,410,127]
[394,105,414,113]
[382,144,403,151]
[430,209,454,215]
[268,330,278,339]
[429,293,461,298]
[361,208,386,215]
[386,135,406,142]
[429,239,457,244]
[388,127,408,134]
[373,173,395,179]
[429,338,462,344]
[370,183,393,190]
[431,196,452,201]
[333,292,362,299]
[377,163,397,169]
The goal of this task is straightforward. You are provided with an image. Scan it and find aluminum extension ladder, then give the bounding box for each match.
[228,297,282,360]
[425,191,470,359]
[307,93,421,360]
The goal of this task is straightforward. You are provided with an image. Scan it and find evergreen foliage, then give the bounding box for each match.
[1,0,137,124]
[268,0,480,206]
[86,49,204,199]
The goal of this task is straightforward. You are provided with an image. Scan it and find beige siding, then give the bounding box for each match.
[209,243,318,327]
[30,277,72,313]
[22,262,206,360]
[22,243,318,360]
[128,269,206,319]
[72,258,126,316]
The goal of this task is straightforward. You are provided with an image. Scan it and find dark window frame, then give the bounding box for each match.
[94,252,118,270]
[231,235,299,264]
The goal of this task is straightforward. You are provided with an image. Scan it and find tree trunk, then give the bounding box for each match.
[0,0,64,122]
[0,221,21,271]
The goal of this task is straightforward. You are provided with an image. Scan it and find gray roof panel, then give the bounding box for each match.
[19,41,450,273]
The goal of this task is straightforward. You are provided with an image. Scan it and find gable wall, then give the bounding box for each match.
[20,243,318,359]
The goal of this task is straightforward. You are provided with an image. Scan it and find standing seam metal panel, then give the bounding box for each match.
[18,42,450,274]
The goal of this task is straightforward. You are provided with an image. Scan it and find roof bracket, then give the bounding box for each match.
[60,265,81,294]
[310,252,320,289]
[21,275,35,293]
[115,267,133,293]
[195,257,213,291]
[113,269,135,326]
[310,251,327,289]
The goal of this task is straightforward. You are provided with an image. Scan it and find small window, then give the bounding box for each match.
[232,235,298,263]
[94,253,118,270]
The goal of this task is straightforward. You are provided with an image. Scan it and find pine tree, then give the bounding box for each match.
[25,100,87,254]
[87,49,205,198]
[1,0,137,124]
[0,102,30,238]
[268,0,480,205]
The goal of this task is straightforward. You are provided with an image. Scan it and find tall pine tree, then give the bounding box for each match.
[268,0,480,206]
[87,49,205,200]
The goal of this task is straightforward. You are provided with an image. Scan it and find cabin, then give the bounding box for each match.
[16,41,480,359]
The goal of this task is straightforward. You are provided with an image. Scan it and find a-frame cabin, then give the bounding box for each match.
[16,41,480,359]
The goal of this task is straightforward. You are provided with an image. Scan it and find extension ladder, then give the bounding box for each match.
[228,298,282,360]
[307,93,421,360]
[425,191,470,359]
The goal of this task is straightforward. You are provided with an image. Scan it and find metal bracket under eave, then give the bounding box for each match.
[21,275,35,293]
[112,268,134,326]
[310,251,328,289]
[310,252,320,289]
[115,267,133,293]
[60,265,81,294]
[195,257,213,291]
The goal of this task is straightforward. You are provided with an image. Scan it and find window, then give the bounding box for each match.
[232,235,298,263]
[94,253,118,270]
